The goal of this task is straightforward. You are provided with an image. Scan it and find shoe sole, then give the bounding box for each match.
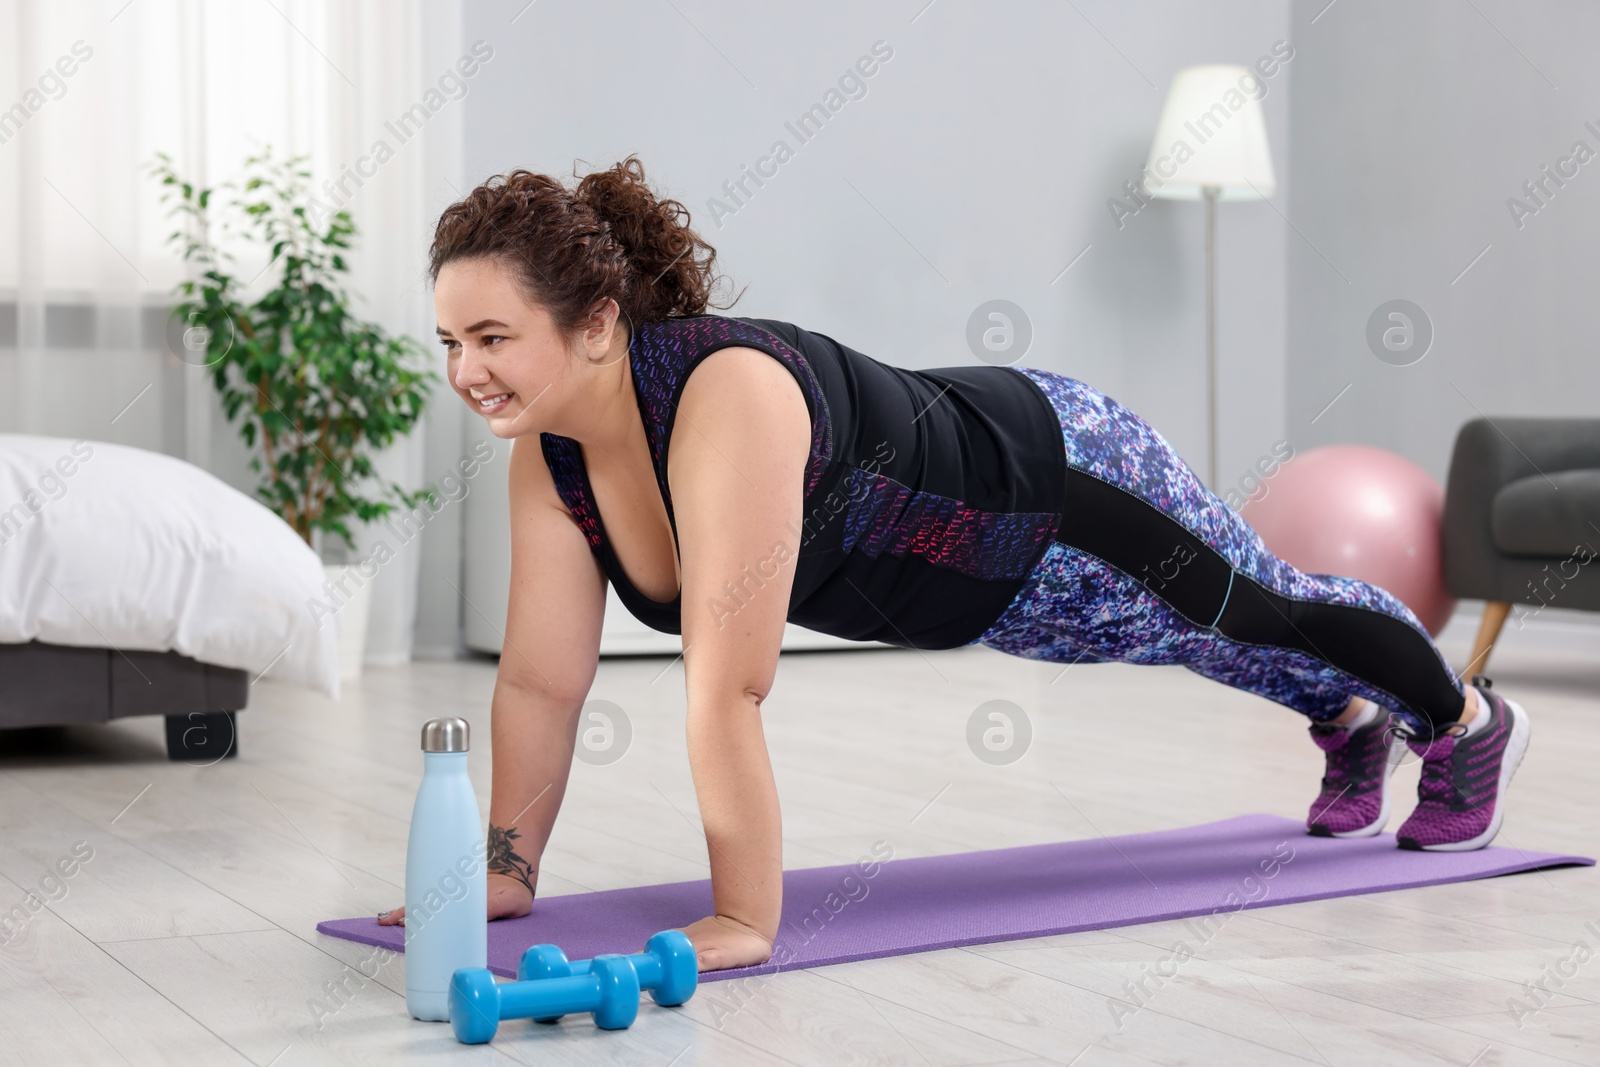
[1309,729,1409,838]
[1405,696,1532,852]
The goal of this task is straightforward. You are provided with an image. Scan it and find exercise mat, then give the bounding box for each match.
[317,813,1591,984]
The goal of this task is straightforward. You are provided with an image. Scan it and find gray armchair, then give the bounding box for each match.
[1443,417,1600,676]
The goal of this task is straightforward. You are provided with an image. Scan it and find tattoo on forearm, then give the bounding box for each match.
[486,823,537,896]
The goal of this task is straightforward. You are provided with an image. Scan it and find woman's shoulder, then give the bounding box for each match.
[644,314,835,491]
[638,312,805,356]
[635,313,826,404]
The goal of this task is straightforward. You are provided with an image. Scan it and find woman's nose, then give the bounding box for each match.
[454,345,490,389]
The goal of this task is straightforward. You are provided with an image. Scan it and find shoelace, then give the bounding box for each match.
[1322,677,1492,797]
[1414,741,1463,809]
[1319,728,1371,789]
[1315,715,1398,792]
[1388,673,1490,748]
[1397,675,1495,811]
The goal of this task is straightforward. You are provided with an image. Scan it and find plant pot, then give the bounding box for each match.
[322,563,375,681]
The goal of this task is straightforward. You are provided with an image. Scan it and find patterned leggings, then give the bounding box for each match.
[973,369,1467,737]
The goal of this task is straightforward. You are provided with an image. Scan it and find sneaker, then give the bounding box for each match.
[1394,676,1532,851]
[1306,701,1408,837]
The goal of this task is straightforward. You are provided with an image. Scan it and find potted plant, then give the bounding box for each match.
[150,147,439,679]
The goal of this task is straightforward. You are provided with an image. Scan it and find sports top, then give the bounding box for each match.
[538,314,1067,649]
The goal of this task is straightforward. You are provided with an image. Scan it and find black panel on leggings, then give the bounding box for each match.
[1214,577,1465,734]
[1053,466,1462,733]
[1054,467,1234,628]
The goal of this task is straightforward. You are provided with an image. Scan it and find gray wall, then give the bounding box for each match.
[457,0,1293,494]
[1286,0,1600,479]
[408,0,474,660]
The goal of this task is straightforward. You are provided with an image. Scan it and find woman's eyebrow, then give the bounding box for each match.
[436,318,511,336]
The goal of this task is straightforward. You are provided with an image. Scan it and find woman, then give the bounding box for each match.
[379,157,1531,973]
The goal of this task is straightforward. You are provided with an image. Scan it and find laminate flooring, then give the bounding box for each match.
[2,625,1596,1066]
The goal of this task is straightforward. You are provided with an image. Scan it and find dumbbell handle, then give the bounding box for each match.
[498,972,607,1022]
[516,929,696,1021]
[496,959,640,1036]
[449,955,643,1042]
[559,952,664,989]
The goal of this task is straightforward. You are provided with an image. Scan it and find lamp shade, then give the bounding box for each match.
[1142,64,1275,201]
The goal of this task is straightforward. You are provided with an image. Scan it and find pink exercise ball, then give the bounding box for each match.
[1237,444,1456,636]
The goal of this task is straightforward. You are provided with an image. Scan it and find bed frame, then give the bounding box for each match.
[0,640,247,760]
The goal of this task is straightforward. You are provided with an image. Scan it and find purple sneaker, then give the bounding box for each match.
[1306,702,1407,837]
[1395,676,1532,851]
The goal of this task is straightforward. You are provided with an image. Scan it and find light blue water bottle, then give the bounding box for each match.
[405,716,487,1021]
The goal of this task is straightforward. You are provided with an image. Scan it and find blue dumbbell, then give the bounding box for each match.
[517,929,698,1024]
[448,954,640,1044]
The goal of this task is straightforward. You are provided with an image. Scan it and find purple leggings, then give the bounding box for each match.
[972,370,1466,737]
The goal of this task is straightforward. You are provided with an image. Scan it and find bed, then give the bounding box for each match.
[0,435,340,759]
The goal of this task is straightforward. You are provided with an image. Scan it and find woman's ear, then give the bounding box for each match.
[578,297,630,367]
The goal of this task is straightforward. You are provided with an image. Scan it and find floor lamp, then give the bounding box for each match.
[1141,65,1276,491]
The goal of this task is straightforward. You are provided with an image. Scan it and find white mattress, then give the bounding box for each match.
[0,435,339,698]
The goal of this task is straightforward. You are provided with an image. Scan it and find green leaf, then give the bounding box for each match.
[148,148,436,545]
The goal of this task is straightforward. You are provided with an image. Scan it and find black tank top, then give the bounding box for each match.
[539,313,1066,649]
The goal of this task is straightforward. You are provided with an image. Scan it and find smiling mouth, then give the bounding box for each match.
[475,392,513,412]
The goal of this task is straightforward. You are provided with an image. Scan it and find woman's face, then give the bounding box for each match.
[434,257,571,439]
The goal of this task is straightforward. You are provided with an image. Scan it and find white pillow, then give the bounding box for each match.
[0,435,339,698]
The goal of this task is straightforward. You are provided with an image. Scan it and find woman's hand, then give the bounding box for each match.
[677,913,774,972]
[375,872,535,926]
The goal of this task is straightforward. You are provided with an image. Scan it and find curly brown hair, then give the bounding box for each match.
[427,155,740,335]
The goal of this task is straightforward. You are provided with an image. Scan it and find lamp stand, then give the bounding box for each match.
[1203,184,1219,492]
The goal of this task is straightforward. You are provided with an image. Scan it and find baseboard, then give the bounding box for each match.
[1440,600,1600,658]
[361,651,416,668]
[596,625,886,656]
[427,626,884,662]
[408,643,464,662]
[423,601,1597,666]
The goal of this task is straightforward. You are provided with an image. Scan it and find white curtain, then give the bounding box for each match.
[0,0,464,665]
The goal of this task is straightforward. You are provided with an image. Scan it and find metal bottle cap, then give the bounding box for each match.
[421,716,470,753]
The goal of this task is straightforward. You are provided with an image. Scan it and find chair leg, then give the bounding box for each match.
[1465,601,1511,678]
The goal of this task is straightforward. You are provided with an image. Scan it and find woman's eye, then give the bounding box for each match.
[440,336,502,352]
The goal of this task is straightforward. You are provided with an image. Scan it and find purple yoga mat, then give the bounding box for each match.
[318,814,1591,984]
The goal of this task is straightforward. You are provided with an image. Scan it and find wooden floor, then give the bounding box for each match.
[1,621,1597,1066]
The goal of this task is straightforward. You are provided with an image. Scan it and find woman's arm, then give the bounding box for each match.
[482,434,608,910]
[378,433,605,925]
[669,346,813,971]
